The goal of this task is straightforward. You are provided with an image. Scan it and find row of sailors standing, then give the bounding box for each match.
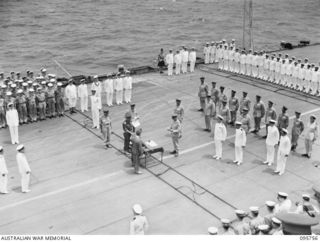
[202,41,320,96]
[85,72,133,109]
[165,47,197,76]
[203,39,236,64]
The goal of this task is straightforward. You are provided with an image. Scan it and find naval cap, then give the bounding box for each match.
[32,83,38,86]
[242,107,249,112]
[221,218,230,224]
[16,144,24,151]
[302,194,311,200]
[132,204,142,214]
[200,76,205,80]
[310,115,316,119]
[1,85,7,89]
[278,191,288,198]
[268,100,273,105]
[29,88,34,92]
[250,206,259,213]
[217,115,224,121]
[258,224,270,231]
[176,99,181,102]
[235,209,246,216]
[57,82,63,87]
[41,68,47,72]
[27,80,33,84]
[17,89,23,94]
[207,227,218,235]
[11,83,17,88]
[265,200,276,207]
[235,121,242,125]
[272,217,282,225]
[269,119,276,124]
[41,81,46,85]
[6,91,12,96]
[282,128,288,134]
[48,83,53,87]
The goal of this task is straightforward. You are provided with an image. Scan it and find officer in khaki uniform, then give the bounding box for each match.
[55,82,65,117]
[233,210,251,235]
[291,111,304,151]
[228,90,239,126]
[173,99,184,123]
[248,206,265,235]
[168,114,182,157]
[198,77,208,112]
[277,106,289,131]
[16,89,28,124]
[220,219,235,235]
[252,95,265,134]
[263,101,277,138]
[46,83,56,118]
[218,86,227,112]
[240,107,251,134]
[36,87,46,120]
[100,109,112,148]
[210,82,219,106]
[204,95,215,132]
[239,91,251,115]
[27,89,37,122]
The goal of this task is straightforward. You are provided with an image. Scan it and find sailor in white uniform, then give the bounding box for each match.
[234,49,240,74]
[91,75,102,108]
[165,49,174,76]
[16,144,31,193]
[213,115,227,160]
[174,50,182,75]
[251,52,258,78]
[274,58,281,84]
[77,79,88,112]
[6,102,19,144]
[223,45,229,71]
[123,71,132,103]
[240,50,246,75]
[65,79,78,114]
[275,192,292,214]
[305,65,312,93]
[311,66,319,95]
[274,128,291,175]
[228,46,235,72]
[217,45,224,70]
[104,77,114,106]
[234,121,246,165]
[269,55,276,82]
[181,47,189,73]
[0,146,8,194]
[292,62,299,89]
[209,42,216,64]
[245,50,253,76]
[189,48,196,72]
[298,63,306,91]
[203,42,210,64]
[263,119,279,166]
[280,59,286,86]
[129,204,149,235]
[114,74,124,105]
[90,89,100,129]
[286,59,293,87]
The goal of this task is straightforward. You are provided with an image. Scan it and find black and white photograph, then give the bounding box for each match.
[0,0,320,239]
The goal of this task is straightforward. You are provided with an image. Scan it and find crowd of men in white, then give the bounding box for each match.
[202,39,320,96]
[0,69,134,194]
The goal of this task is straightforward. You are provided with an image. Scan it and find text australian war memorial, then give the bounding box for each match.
[0,0,320,236]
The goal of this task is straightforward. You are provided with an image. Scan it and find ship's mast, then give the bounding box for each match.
[242,0,254,51]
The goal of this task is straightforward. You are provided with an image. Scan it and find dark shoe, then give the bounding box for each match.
[198,109,203,112]
[204,128,209,131]
[301,154,309,157]
[170,150,177,154]
[262,135,267,139]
